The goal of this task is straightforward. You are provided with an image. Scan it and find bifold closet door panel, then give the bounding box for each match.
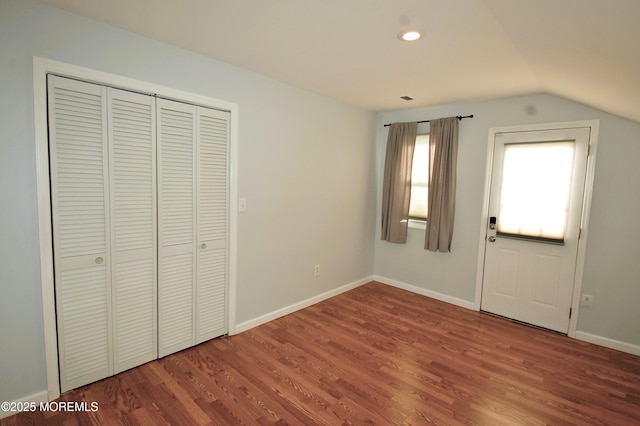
[157,98,197,357]
[196,107,230,343]
[107,88,157,373]
[48,75,112,392]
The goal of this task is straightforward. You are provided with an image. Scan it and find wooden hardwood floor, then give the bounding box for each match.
[3,281,640,425]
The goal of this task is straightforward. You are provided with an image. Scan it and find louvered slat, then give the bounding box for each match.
[48,75,112,392]
[197,248,227,340]
[196,107,229,343]
[108,88,157,373]
[157,99,196,357]
[159,252,194,353]
[51,82,107,258]
[160,107,194,245]
[113,259,155,365]
[198,111,228,242]
[110,90,155,252]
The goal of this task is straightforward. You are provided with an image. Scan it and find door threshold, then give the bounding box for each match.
[480,310,567,336]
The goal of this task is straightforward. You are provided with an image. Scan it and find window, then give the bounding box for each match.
[497,140,576,242]
[408,134,429,221]
[381,118,458,248]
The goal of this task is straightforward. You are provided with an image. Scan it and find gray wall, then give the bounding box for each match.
[374,94,640,348]
[0,0,376,403]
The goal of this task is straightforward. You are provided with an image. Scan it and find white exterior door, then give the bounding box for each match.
[481,126,591,333]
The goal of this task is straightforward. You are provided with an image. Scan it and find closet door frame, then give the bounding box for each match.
[33,57,239,401]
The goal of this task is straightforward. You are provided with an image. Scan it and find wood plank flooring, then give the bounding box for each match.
[3,281,640,425]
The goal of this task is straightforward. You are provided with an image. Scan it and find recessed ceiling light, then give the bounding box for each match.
[398,30,422,42]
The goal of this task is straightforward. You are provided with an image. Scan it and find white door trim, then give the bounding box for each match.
[33,57,239,400]
[474,120,599,337]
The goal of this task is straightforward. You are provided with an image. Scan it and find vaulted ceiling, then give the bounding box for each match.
[37,0,640,122]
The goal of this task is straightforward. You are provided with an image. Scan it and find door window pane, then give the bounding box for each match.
[498,140,575,241]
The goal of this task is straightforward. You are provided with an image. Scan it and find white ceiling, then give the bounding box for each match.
[37,0,640,122]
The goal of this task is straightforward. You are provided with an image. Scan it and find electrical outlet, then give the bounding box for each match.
[582,294,594,308]
[314,264,320,276]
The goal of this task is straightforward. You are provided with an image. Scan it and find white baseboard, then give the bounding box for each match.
[374,275,475,310]
[0,390,49,420]
[232,276,373,334]
[574,331,640,356]
[374,276,640,357]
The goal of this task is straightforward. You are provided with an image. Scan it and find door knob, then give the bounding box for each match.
[200,243,206,249]
[488,236,496,242]
[95,256,104,264]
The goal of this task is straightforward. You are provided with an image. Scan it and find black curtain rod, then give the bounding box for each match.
[383,114,474,127]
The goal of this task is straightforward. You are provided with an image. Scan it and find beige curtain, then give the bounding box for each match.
[381,122,418,243]
[425,117,459,252]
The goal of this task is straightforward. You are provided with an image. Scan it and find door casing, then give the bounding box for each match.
[474,120,599,338]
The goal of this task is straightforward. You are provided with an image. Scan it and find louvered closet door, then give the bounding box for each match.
[48,75,112,392]
[196,107,229,343]
[157,99,197,357]
[50,75,229,389]
[107,88,157,372]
